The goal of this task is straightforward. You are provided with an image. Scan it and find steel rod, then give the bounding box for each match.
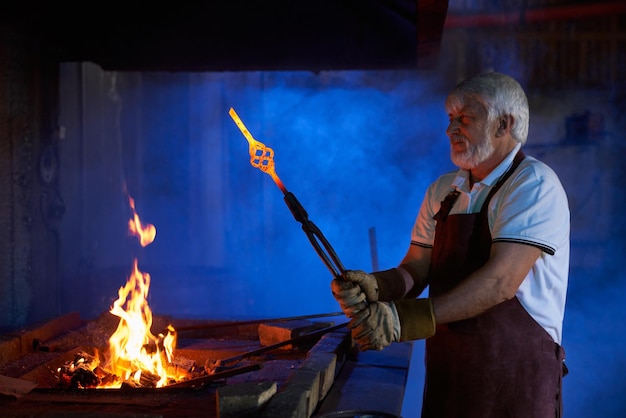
[161,363,263,389]
[211,322,348,369]
[175,312,344,332]
[229,108,347,278]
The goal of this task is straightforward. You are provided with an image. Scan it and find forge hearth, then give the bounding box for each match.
[0,312,412,417]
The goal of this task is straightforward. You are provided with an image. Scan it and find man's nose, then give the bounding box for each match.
[446,119,458,135]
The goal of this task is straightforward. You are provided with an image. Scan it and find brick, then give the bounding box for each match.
[258,320,319,350]
[260,384,308,418]
[0,312,83,367]
[217,381,277,418]
[0,336,21,367]
[308,328,352,357]
[18,312,83,356]
[301,352,337,399]
[285,369,321,416]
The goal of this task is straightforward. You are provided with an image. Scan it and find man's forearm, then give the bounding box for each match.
[432,273,510,324]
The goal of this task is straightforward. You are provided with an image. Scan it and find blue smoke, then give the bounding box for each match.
[139,71,452,322]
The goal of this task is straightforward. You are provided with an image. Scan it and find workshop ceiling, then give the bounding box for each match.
[0,0,448,71]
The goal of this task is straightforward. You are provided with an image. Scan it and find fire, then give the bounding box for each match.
[128,196,156,247]
[99,196,177,388]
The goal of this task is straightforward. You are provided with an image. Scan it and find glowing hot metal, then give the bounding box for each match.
[228,107,346,278]
[229,108,286,193]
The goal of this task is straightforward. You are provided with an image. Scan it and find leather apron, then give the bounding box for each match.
[421,151,565,418]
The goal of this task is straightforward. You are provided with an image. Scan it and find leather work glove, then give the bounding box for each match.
[394,298,437,342]
[349,301,400,351]
[350,298,437,351]
[330,277,367,317]
[330,270,377,319]
[338,268,414,304]
[343,270,379,302]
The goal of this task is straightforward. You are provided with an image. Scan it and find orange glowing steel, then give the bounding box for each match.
[229,107,286,193]
[227,108,348,279]
[100,196,178,388]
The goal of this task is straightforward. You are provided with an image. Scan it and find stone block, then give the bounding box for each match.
[285,369,321,416]
[216,380,277,418]
[18,312,83,355]
[260,382,309,418]
[258,320,330,350]
[308,328,352,359]
[0,336,21,367]
[302,352,337,399]
[0,312,83,367]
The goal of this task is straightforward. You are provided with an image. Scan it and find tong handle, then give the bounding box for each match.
[283,191,346,278]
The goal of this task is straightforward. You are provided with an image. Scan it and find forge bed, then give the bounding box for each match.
[0,312,413,417]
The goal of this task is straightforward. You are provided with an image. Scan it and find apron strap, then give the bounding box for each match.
[479,149,526,213]
[433,189,460,222]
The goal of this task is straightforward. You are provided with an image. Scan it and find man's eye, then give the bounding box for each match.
[449,115,471,124]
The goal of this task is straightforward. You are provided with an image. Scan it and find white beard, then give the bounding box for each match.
[450,134,494,169]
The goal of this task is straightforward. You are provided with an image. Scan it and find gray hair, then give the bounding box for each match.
[445,72,529,144]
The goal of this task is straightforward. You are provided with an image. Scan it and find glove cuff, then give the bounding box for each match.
[394,298,436,341]
[372,268,408,301]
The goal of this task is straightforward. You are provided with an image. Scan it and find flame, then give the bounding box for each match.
[128,196,156,247]
[99,196,178,388]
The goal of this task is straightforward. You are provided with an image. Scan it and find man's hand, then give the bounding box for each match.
[330,278,367,317]
[343,270,379,302]
[330,270,379,317]
[348,301,400,351]
[348,298,438,351]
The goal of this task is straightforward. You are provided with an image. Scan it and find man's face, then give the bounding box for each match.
[446,99,495,170]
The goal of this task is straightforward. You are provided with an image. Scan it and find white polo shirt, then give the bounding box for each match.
[411,144,570,344]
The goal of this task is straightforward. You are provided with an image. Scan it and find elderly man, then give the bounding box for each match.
[332,72,569,417]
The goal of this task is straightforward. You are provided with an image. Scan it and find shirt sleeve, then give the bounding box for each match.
[410,183,439,248]
[490,161,570,255]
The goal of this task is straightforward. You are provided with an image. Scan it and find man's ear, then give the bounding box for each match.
[496,114,514,137]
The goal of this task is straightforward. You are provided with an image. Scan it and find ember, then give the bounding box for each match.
[57,351,116,389]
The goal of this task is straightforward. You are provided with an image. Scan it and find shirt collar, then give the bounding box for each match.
[451,143,522,191]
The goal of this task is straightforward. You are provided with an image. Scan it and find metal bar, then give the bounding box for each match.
[282,188,346,278]
[211,322,348,370]
[161,363,262,389]
[368,226,379,272]
[175,312,344,332]
[229,108,347,279]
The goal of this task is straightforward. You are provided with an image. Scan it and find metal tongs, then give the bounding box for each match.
[228,108,346,278]
[282,191,346,278]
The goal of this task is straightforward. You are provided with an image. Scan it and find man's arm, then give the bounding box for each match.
[398,243,432,298]
[432,241,542,324]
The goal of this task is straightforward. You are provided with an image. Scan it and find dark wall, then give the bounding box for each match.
[0,28,62,329]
